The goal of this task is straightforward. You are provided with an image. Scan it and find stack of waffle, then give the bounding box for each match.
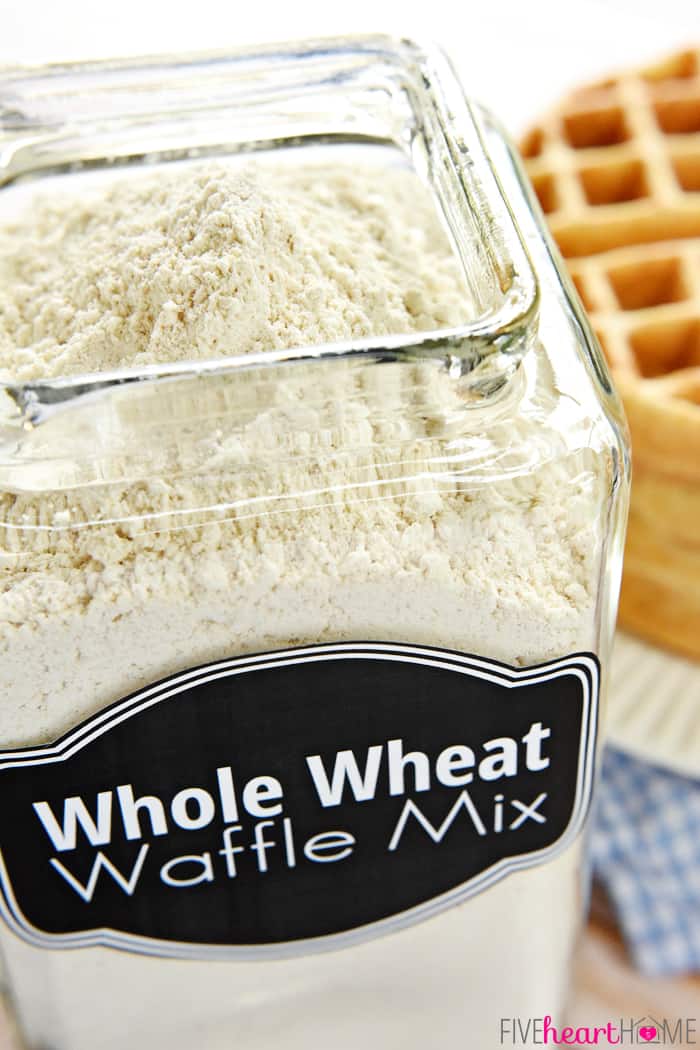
[521,48,700,660]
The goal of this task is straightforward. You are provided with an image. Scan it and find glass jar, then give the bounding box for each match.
[0,37,629,1050]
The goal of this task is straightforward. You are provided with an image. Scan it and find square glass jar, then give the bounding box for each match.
[0,37,629,1050]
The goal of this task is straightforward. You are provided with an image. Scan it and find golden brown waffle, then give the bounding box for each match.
[521,48,700,660]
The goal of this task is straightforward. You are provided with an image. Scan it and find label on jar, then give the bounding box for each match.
[0,643,598,959]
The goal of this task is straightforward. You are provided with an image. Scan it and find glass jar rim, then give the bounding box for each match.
[0,35,539,400]
[0,35,540,500]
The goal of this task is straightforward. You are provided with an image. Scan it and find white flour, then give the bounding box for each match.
[0,162,605,1050]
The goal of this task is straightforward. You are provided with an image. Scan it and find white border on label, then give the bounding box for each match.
[0,643,599,960]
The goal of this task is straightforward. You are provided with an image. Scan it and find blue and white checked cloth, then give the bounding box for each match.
[591,746,700,976]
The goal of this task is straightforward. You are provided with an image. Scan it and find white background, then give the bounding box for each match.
[0,0,697,136]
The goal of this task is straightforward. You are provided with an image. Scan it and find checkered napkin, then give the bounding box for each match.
[591,746,700,976]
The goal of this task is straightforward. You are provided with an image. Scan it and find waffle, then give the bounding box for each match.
[520,47,700,660]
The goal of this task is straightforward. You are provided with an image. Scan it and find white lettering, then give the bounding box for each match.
[509,792,548,829]
[306,746,383,807]
[388,790,487,851]
[478,738,518,781]
[50,844,149,901]
[387,739,431,796]
[160,852,214,887]
[242,776,283,818]
[117,784,168,840]
[216,766,239,823]
[303,830,355,863]
[436,745,475,787]
[170,788,216,831]
[522,722,551,771]
[33,793,113,852]
[250,820,276,873]
[217,825,244,878]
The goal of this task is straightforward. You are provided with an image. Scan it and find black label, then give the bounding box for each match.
[0,644,598,959]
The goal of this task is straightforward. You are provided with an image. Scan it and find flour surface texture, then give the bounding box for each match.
[0,160,613,1050]
[0,164,467,381]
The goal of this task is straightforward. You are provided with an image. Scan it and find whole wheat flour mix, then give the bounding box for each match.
[0,160,609,1050]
